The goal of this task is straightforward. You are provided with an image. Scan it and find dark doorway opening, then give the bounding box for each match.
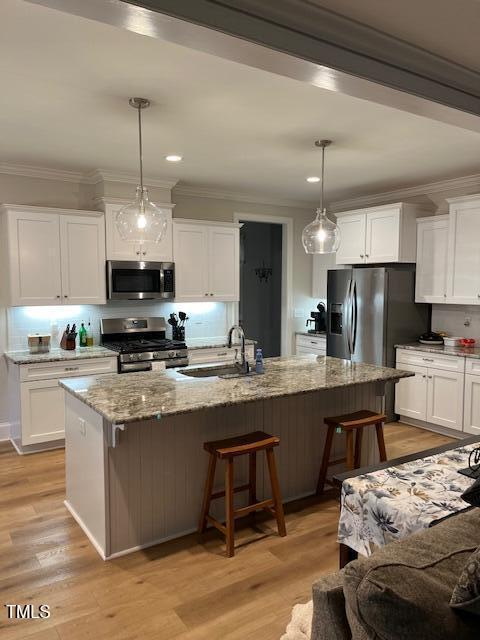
[239,221,282,357]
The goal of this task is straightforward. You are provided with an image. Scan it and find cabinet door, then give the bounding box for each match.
[60,215,106,304]
[464,374,480,436]
[20,379,65,445]
[139,209,173,262]
[415,218,448,303]
[335,213,366,265]
[394,364,427,421]
[173,223,209,300]
[426,369,464,431]
[208,227,239,301]
[365,208,400,263]
[446,202,480,304]
[7,210,62,305]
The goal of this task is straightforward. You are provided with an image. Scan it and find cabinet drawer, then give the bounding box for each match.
[19,357,117,381]
[465,359,480,376]
[396,349,464,372]
[296,346,326,357]
[296,334,326,350]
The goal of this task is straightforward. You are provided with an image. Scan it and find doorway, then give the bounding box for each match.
[239,221,282,357]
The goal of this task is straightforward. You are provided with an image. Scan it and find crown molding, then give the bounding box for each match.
[92,196,175,209]
[0,162,84,183]
[330,173,480,212]
[82,169,178,190]
[173,184,312,209]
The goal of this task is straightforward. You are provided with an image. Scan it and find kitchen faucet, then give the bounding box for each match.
[228,325,250,373]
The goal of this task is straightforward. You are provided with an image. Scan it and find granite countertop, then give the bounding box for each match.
[59,355,412,425]
[296,331,326,338]
[186,338,256,351]
[396,343,480,360]
[4,346,116,365]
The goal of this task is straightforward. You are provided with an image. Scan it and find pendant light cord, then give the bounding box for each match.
[320,143,325,212]
[137,105,144,192]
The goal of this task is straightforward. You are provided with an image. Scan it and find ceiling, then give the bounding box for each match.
[2,0,480,204]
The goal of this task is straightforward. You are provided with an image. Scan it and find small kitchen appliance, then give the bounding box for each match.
[306,302,327,333]
[107,261,175,301]
[100,317,188,373]
[27,334,51,354]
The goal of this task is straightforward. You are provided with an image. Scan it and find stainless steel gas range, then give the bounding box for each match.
[100,317,188,373]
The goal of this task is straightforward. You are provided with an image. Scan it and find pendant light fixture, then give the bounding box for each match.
[302,139,340,254]
[116,97,168,245]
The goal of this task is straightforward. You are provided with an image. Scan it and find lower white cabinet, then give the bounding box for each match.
[295,334,326,356]
[395,349,465,433]
[464,374,480,436]
[8,356,117,450]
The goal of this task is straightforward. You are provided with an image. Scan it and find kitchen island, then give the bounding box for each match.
[60,355,411,559]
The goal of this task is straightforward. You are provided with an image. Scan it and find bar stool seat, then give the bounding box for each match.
[199,430,286,557]
[316,409,387,495]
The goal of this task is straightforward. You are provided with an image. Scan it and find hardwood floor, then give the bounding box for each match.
[0,423,454,640]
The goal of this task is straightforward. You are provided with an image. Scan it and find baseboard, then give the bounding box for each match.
[0,422,11,441]
[397,416,465,439]
[10,437,64,455]
[64,500,106,561]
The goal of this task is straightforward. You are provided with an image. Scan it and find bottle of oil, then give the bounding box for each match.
[79,322,87,347]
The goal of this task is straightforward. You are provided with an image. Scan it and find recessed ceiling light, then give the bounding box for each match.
[306,176,320,183]
[165,155,183,162]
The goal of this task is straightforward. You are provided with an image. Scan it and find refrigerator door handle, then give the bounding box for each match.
[351,279,358,354]
[345,279,353,355]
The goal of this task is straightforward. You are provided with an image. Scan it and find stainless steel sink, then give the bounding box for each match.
[180,363,257,379]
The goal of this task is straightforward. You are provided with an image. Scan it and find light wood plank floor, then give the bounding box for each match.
[0,423,454,640]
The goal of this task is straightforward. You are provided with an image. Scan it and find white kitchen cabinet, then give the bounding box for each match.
[446,195,480,304]
[426,369,464,431]
[394,363,427,421]
[103,202,173,262]
[173,220,240,302]
[335,203,427,266]
[295,333,326,356]
[463,374,480,436]
[60,214,106,304]
[415,216,448,303]
[335,213,366,265]
[8,356,117,451]
[1,205,106,306]
[396,348,465,434]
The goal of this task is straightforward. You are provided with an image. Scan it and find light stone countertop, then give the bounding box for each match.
[59,354,412,425]
[396,343,480,360]
[296,331,326,338]
[4,346,116,365]
[186,338,257,350]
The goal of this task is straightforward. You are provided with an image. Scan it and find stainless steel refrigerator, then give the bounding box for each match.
[326,266,429,419]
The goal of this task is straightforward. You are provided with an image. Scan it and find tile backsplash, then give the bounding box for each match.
[7,301,234,351]
[432,304,480,339]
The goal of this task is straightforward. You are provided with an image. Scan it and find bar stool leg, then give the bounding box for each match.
[225,458,235,557]
[345,430,355,470]
[354,427,363,469]
[266,447,286,537]
[316,423,336,495]
[249,452,257,521]
[198,453,217,533]
[375,422,387,462]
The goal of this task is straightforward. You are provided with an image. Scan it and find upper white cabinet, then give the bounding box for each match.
[415,216,449,303]
[103,202,174,262]
[1,205,106,306]
[446,195,480,305]
[173,220,240,302]
[335,203,427,265]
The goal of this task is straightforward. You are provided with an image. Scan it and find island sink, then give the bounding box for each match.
[180,363,257,378]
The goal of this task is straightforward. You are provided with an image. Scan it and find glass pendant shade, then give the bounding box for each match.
[302,208,340,254]
[116,186,167,244]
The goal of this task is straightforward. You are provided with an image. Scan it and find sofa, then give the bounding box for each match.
[311,508,480,640]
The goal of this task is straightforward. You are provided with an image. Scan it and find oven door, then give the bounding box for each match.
[107,261,175,300]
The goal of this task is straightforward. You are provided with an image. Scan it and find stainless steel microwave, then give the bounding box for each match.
[107,261,175,300]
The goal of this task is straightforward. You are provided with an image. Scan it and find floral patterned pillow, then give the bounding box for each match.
[450,546,480,615]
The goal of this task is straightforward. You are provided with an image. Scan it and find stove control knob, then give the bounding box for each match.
[168,350,175,358]
[153,352,161,359]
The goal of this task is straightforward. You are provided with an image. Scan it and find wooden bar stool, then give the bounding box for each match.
[198,430,287,557]
[316,410,387,495]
